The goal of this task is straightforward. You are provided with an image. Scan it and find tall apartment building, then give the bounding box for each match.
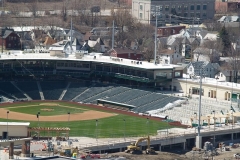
[132,0,215,26]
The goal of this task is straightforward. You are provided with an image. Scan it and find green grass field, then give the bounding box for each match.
[0,102,170,138]
[7,104,85,116]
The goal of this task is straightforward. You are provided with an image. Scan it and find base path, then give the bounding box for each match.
[0,108,116,121]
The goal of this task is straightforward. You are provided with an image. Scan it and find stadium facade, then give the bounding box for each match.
[0,53,182,89]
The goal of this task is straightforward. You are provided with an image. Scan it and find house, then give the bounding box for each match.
[0,28,21,50]
[108,47,142,60]
[85,38,105,53]
[215,70,232,82]
[187,61,220,78]
[215,1,240,14]
[157,25,186,37]
[218,16,240,23]
[158,49,183,64]
[193,47,221,63]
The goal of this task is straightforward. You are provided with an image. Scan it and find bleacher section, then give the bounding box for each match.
[40,81,67,100]
[15,81,41,100]
[0,81,184,114]
[73,84,114,103]
[84,86,131,104]
[0,82,26,99]
[104,89,150,104]
[62,82,90,101]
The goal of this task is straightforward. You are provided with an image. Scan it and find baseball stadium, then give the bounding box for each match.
[0,53,240,159]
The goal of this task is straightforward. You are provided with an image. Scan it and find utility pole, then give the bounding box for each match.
[154,12,157,65]
[196,68,203,149]
[112,20,114,49]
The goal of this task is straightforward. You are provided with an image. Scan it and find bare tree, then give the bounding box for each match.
[111,8,134,45]
[27,0,39,17]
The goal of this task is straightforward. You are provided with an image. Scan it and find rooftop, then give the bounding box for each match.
[0,122,30,126]
[0,53,181,70]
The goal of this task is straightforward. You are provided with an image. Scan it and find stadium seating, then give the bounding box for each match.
[62,82,90,101]
[40,81,67,100]
[15,81,41,100]
[0,82,26,99]
[73,83,114,103]
[84,86,131,104]
[104,89,150,104]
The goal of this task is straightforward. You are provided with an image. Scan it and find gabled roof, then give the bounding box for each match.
[109,47,141,55]
[182,37,190,44]
[3,30,13,38]
[187,61,209,76]
[159,49,175,55]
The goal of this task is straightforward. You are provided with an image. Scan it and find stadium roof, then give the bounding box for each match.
[0,122,30,126]
[0,53,182,70]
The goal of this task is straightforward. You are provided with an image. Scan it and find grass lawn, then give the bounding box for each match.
[0,102,171,138]
[7,105,85,116]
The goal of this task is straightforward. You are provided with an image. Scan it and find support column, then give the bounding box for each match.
[9,142,14,159]
[231,133,234,142]
[183,142,186,150]
[21,140,30,157]
[159,144,161,151]
[119,148,122,152]
[213,135,216,148]
[196,136,202,149]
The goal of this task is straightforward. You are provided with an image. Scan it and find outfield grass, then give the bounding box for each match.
[0,102,170,138]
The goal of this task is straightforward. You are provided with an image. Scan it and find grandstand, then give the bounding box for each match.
[0,53,240,126]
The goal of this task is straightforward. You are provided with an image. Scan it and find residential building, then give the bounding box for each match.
[132,0,215,26]
[158,49,184,64]
[0,29,21,50]
[187,61,219,78]
[215,0,240,14]
[108,48,142,60]
[218,16,240,23]
[157,25,186,37]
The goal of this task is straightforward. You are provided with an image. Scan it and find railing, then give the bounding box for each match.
[74,123,240,150]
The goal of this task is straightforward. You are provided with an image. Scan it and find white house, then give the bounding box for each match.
[158,49,183,64]
[187,61,220,78]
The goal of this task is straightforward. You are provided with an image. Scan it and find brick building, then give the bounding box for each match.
[157,25,186,37]
[0,29,21,50]
[108,47,142,60]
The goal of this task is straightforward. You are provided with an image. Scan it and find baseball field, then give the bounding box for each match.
[0,101,170,138]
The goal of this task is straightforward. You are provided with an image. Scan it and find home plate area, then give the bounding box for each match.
[30,141,47,152]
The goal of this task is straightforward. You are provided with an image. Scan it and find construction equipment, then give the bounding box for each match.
[125,135,155,154]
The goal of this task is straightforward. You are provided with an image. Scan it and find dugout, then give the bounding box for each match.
[0,122,30,139]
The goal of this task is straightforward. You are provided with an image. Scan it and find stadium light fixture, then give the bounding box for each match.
[146,117,149,136]
[123,119,126,141]
[7,111,9,139]
[67,112,70,127]
[95,119,98,143]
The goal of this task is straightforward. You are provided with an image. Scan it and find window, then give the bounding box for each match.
[203,4,207,10]
[197,5,200,10]
[190,12,194,17]
[139,13,143,19]
[165,5,169,11]
[174,71,181,77]
[202,12,207,17]
[159,5,163,11]
[190,5,194,10]
[189,67,192,72]
[140,5,143,10]
[196,12,200,18]
[184,5,188,10]
[184,12,188,17]
[178,5,182,10]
